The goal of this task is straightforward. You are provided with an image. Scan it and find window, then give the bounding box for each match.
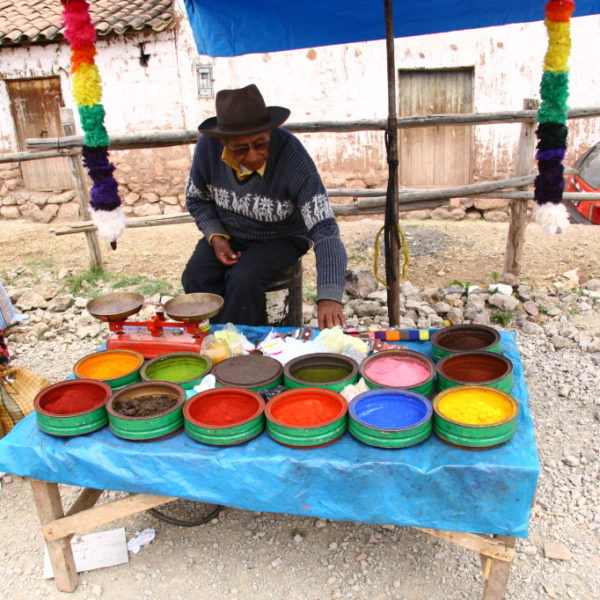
[197,65,213,98]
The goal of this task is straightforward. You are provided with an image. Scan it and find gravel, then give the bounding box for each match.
[1,284,599,599]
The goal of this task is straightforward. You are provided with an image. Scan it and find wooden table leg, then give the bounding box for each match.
[481,535,516,600]
[29,479,78,593]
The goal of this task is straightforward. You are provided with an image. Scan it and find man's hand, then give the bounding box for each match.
[317,299,346,330]
[211,236,241,266]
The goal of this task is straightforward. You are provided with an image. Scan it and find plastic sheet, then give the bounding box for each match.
[0,329,539,537]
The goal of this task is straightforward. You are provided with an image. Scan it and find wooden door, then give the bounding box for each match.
[398,68,473,187]
[7,77,72,190]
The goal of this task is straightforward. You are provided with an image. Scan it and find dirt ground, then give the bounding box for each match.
[2,217,600,290]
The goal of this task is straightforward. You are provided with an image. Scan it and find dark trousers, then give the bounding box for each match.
[182,237,308,325]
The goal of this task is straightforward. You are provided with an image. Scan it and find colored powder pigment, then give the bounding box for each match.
[43,387,106,415]
[355,394,427,429]
[364,356,431,387]
[78,352,141,380]
[442,356,506,382]
[189,395,258,426]
[292,366,351,383]
[113,394,177,417]
[147,359,206,383]
[271,395,341,427]
[438,388,513,425]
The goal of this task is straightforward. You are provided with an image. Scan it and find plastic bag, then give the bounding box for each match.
[214,323,246,357]
[313,327,369,363]
[200,335,231,365]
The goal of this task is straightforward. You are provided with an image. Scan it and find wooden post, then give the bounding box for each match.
[481,535,516,600]
[60,107,103,271]
[29,480,78,592]
[501,99,539,283]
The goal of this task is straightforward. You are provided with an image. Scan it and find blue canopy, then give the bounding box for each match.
[183,0,600,57]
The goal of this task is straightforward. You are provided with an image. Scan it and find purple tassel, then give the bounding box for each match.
[81,146,121,211]
[535,148,566,161]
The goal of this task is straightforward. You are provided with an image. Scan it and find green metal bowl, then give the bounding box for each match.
[107,381,185,441]
[433,385,519,449]
[436,351,513,392]
[360,349,436,397]
[431,325,501,362]
[265,387,347,448]
[184,387,265,445]
[141,352,212,390]
[34,379,112,437]
[283,353,359,393]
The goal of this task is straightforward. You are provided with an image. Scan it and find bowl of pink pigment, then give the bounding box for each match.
[348,388,433,448]
[360,349,436,397]
[34,379,112,436]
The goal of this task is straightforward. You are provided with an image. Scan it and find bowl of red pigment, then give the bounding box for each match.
[107,381,185,441]
[265,387,347,448]
[183,387,265,445]
[34,379,112,436]
[360,349,436,397]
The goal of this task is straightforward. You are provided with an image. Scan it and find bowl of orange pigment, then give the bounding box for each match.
[265,387,347,448]
[34,379,112,436]
[432,384,519,449]
[74,349,144,389]
[183,387,265,445]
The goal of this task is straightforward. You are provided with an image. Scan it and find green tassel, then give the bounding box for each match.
[78,104,110,147]
[537,71,569,124]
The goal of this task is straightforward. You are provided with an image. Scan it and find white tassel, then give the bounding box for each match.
[90,207,126,246]
[533,202,570,235]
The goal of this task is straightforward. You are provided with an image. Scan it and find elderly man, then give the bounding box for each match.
[182,84,347,329]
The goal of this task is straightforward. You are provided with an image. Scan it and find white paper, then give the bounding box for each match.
[126,528,156,554]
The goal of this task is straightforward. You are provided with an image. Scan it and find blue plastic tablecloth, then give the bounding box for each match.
[0,328,539,537]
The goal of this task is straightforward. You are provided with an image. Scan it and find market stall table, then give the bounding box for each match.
[0,328,539,599]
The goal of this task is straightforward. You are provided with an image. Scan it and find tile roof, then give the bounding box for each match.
[0,0,174,47]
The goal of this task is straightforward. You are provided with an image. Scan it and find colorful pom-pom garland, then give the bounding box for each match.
[61,0,124,248]
[533,0,575,234]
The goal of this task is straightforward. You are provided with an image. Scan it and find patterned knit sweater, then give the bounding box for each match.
[185,128,347,303]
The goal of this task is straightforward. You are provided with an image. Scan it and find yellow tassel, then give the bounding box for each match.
[72,64,102,107]
[543,20,571,72]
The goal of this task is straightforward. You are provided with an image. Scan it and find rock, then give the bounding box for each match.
[488,293,519,311]
[488,283,513,296]
[562,455,580,467]
[583,278,600,291]
[551,335,570,350]
[522,301,539,317]
[543,541,572,561]
[15,290,47,311]
[345,269,378,299]
[521,321,544,336]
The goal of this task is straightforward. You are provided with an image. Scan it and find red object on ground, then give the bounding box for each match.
[566,141,600,224]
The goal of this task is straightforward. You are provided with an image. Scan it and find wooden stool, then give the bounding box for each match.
[262,259,303,327]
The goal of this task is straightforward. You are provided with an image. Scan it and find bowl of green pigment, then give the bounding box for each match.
[140,352,212,390]
[432,385,519,450]
[34,379,112,436]
[283,353,359,392]
[265,387,347,448]
[360,349,436,397]
[436,351,513,392]
[212,354,283,391]
[431,324,501,362]
[348,388,433,448]
[74,349,144,389]
[107,381,185,441]
[184,387,265,446]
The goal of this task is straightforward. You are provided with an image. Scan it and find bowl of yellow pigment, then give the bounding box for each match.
[432,384,519,449]
[74,349,144,389]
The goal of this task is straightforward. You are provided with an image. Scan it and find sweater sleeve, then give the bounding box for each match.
[185,138,229,240]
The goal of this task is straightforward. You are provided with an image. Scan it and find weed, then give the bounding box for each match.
[491,271,499,281]
[538,305,549,315]
[491,309,515,326]
[65,268,107,295]
[303,283,317,304]
[112,274,177,297]
[451,279,471,289]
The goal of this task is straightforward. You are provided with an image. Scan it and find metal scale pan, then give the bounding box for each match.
[87,292,145,322]
[163,293,224,322]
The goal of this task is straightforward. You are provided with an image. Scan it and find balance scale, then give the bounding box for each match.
[87,292,224,358]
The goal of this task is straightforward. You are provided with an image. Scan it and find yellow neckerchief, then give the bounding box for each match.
[221,147,266,179]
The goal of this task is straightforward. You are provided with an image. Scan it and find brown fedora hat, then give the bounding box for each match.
[198,84,290,137]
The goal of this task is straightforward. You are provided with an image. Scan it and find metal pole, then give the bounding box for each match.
[384,0,401,325]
